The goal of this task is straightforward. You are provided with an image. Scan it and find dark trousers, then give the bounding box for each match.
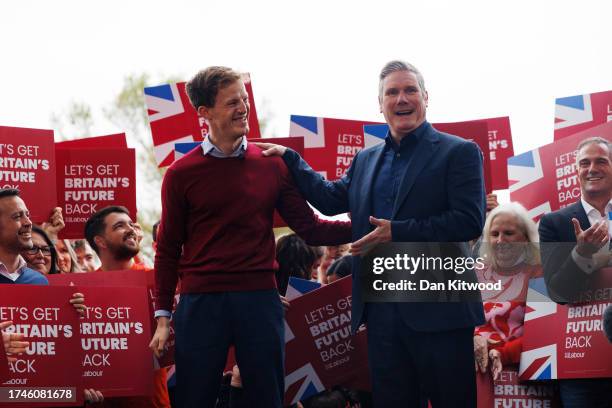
[366,303,476,408]
[559,377,612,408]
[174,290,285,408]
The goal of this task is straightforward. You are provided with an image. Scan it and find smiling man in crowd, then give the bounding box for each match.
[539,137,612,407]
[259,60,486,407]
[149,66,351,408]
[84,206,171,408]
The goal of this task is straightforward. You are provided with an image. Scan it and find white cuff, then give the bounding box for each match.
[154,310,172,319]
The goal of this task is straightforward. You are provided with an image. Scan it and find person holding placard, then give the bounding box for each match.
[0,188,99,402]
[539,137,612,407]
[84,205,171,408]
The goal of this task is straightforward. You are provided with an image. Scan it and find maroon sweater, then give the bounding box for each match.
[154,144,351,311]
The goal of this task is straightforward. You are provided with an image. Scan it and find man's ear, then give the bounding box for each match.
[378,96,383,114]
[198,106,210,122]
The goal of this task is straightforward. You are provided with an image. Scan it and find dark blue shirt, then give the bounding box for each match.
[371,121,428,220]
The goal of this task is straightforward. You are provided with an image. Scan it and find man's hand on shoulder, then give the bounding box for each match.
[572,218,609,257]
[350,216,391,255]
[254,142,287,157]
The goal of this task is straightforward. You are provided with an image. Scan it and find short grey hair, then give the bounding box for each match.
[479,202,541,269]
[379,60,426,98]
[576,136,612,160]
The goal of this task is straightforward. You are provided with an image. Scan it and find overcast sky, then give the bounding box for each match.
[2,0,610,183]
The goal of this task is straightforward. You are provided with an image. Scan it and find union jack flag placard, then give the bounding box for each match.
[554,90,612,140]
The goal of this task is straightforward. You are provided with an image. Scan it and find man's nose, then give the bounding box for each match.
[397,91,410,104]
[238,99,249,113]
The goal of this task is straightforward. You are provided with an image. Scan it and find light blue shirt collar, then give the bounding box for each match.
[201,136,248,158]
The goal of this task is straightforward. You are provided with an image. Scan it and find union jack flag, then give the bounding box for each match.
[286,277,321,300]
[363,124,388,148]
[519,278,558,380]
[509,122,612,221]
[507,150,551,219]
[145,74,260,167]
[285,363,326,405]
[174,142,202,161]
[554,90,612,140]
[289,115,382,180]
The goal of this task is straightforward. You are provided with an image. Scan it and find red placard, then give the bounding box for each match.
[477,367,560,408]
[284,276,370,405]
[520,275,612,380]
[48,270,176,368]
[0,334,8,383]
[433,121,492,193]
[77,287,152,397]
[476,117,514,190]
[290,115,383,180]
[55,133,128,149]
[55,148,137,239]
[145,74,261,167]
[0,126,56,223]
[0,285,83,407]
[554,90,612,141]
[508,121,612,221]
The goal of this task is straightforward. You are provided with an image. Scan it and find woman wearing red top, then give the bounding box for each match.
[474,202,542,379]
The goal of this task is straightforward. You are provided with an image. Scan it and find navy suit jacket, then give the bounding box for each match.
[538,201,594,302]
[283,122,486,332]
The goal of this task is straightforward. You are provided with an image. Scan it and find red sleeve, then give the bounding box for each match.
[499,337,523,365]
[276,161,352,246]
[154,167,186,312]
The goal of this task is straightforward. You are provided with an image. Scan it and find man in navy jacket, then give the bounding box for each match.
[538,137,612,407]
[260,60,485,407]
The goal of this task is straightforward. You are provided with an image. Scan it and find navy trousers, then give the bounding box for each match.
[366,303,477,408]
[174,289,285,408]
[558,378,612,408]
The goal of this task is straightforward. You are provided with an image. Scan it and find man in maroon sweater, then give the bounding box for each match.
[149,66,351,408]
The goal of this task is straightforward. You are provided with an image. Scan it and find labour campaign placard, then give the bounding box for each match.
[0,338,8,383]
[55,148,136,239]
[289,115,383,180]
[55,133,128,149]
[554,90,612,141]
[508,121,612,220]
[477,367,560,408]
[284,277,370,405]
[77,287,153,397]
[519,277,612,380]
[48,269,177,368]
[0,126,56,223]
[145,73,261,167]
[0,285,82,407]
